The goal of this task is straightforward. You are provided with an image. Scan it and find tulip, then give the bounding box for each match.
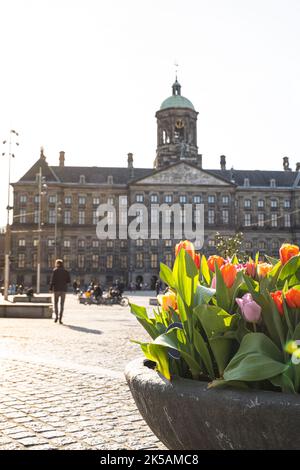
[270,290,284,316]
[220,263,237,288]
[211,276,216,289]
[175,240,195,259]
[158,290,177,312]
[285,288,300,309]
[245,260,256,278]
[194,253,201,270]
[207,255,225,272]
[257,262,273,278]
[236,293,262,323]
[279,243,300,265]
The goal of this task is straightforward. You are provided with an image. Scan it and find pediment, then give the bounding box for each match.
[132,163,231,186]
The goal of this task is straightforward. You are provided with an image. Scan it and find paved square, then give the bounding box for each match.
[0,293,166,450]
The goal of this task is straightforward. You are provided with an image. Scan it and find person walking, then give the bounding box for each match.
[49,259,71,324]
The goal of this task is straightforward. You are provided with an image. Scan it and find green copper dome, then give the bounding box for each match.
[160,94,195,110]
[160,79,194,110]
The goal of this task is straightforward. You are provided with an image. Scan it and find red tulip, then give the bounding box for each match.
[270,291,284,316]
[175,240,195,260]
[285,288,300,309]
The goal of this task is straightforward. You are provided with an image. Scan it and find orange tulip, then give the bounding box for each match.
[175,240,195,260]
[220,263,237,288]
[257,262,273,278]
[270,290,284,316]
[279,243,300,265]
[245,260,256,278]
[285,288,300,309]
[158,291,177,312]
[207,255,225,272]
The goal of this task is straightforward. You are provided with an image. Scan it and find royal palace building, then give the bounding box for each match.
[9,79,300,290]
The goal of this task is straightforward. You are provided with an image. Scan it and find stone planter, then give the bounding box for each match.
[125,357,300,450]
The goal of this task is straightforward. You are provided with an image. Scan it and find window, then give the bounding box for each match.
[259,241,266,250]
[34,195,39,204]
[18,253,25,268]
[270,199,278,208]
[271,213,277,227]
[92,240,99,248]
[48,209,56,224]
[107,240,113,248]
[20,209,26,223]
[34,210,39,224]
[179,195,187,204]
[48,254,55,268]
[136,253,144,268]
[244,178,250,187]
[222,195,229,205]
[106,255,113,269]
[65,196,72,205]
[136,194,144,203]
[49,195,56,204]
[284,200,291,208]
[93,197,100,206]
[165,254,172,267]
[244,214,251,227]
[120,240,127,248]
[92,255,99,269]
[208,195,215,204]
[208,210,214,225]
[151,254,158,269]
[244,199,251,208]
[64,210,71,225]
[78,239,85,248]
[245,241,252,249]
[151,239,158,246]
[136,239,144,247]
[78,254,85,269]
[222,210,229,224]
[78,210,85,225]
[107,197,114,205]
[107,175,113,184]
[79,175,86,184]
[120,195,127,206]
[164,195,172,204]
[78,196,86,206]
[120,255,127,269]
[284,213,291,227]
[93,211,98,225]
[33,239,38,247]
[270,179,276,188]
[63,255,70,269]
[48,239,55,247]
[64,240,71,248]
[257,199,264,208]
[18,239,26,247]
[150,194,158,203]
[107,210,114,225]
[164,240,172,247]
[20,195,27,204]
[272,240,279,250]
[193,195,202,204]
[208,239,215,247]
[258,213,264,227]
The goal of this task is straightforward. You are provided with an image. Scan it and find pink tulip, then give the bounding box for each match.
[211,276,216,289]
[236,293,261,323]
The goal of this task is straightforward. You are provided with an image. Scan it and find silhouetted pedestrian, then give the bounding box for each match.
[49,259,71,324]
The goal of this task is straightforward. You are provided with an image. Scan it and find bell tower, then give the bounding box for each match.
[154,79,201,169]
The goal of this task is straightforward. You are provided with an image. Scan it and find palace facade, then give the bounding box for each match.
[9,79,300,290]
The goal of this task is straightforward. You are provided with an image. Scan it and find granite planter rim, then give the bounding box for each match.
[125,357,300,450]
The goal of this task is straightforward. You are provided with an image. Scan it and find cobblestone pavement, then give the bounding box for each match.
[0,293,166,450]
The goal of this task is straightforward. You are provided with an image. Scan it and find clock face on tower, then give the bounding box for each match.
[175,119,184,129]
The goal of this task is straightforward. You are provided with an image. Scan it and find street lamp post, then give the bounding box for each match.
[2,130,19,300]
[36,166,47,294]
[54,195,62,260]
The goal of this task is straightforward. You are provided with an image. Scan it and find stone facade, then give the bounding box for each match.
[8,80,300,290]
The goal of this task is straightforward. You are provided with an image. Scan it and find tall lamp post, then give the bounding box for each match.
[36,165,47,294]
[2,130,19,300]
[54,195,62,260]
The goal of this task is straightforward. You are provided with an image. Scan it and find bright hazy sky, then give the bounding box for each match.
[1,0,300,226]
